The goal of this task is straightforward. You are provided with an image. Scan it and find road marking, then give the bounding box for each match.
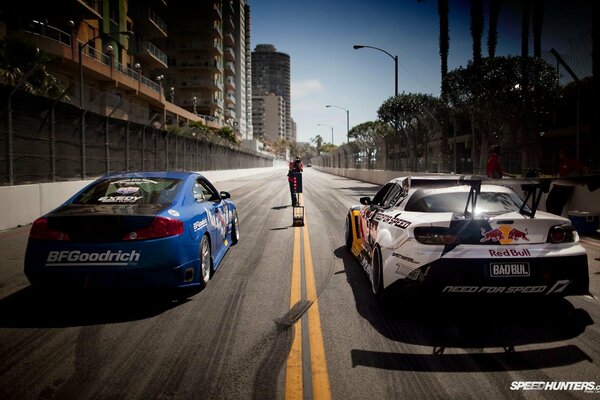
[285,227,303,400]
[285,213,332,400]
[303,216,332,400]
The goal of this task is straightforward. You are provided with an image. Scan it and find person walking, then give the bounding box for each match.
[288,156,304,206]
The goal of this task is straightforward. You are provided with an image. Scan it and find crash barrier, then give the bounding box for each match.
[0,88,273,186]
[0,166,280,232]
[313,165,600,232]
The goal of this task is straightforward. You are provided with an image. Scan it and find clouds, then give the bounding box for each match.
[291,79,324,99]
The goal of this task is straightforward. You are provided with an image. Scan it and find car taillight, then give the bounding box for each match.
[414,227,458,245]
[29,218,70,241]
[547,224,575,243]
[122,217,184,241]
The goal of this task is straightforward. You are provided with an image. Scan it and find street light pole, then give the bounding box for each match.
[326,104,349,144]
[353,44,398,97]
[78,30,134,108]
[317,123,334,146]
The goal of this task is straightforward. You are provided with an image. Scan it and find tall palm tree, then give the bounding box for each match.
[532,0,544,58]
[470,0,484,65]
[439,0,449,102]
[487,0,500,58]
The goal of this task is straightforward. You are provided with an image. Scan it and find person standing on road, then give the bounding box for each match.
[288,156,304,206]
[545,147,587,216]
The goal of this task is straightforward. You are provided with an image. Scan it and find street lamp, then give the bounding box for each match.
[192,96,197,115]
[326,104,349,144]
[169,86,175,103]
[79,30,134,108]
[317,123,334,146]
[353,44,398,97]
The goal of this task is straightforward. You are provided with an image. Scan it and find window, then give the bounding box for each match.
[74,178,182,205]
[371,183,394,207]
[405,190,528,215]
[192,179,218,202]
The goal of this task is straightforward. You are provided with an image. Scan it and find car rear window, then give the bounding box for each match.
[405,190,528,215]
[73,177,183,205]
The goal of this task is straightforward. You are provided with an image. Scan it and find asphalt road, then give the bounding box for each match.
[1,168,600,399]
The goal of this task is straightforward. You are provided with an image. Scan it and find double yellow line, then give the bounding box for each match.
[286,215,332,400]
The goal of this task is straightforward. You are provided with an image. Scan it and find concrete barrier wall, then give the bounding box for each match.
[0,167,278,232]
[314,166,600,219]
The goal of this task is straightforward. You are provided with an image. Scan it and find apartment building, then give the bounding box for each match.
[252,44,292,141]
[252,93,285,143]
[0,0,255,132]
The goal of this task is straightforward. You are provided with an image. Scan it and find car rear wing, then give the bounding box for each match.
[402,174,600,218]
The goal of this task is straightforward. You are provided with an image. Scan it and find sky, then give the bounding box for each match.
[249,0,594,145]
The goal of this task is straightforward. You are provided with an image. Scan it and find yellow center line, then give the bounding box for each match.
[285,226,303,400]
[303,214,332,400]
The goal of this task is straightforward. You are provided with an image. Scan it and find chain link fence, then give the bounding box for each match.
[0,87,272,186]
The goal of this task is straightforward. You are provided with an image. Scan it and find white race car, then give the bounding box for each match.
[345,175,591,299]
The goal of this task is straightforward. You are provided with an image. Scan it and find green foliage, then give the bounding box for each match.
[217,126,240,144]
[0,32,64,98]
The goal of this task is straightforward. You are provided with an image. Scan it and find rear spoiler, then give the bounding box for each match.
[401,174,600,218]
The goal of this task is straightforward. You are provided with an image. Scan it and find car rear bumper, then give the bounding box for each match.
[24,237,200,289]
[405,254,589,296]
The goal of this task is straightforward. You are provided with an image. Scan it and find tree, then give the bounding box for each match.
[378,93,447,171]
[0,32,64,98]
[445,56,560,173]
[487,0,500,58]
[310,135,323,155]
[470,0,484,65]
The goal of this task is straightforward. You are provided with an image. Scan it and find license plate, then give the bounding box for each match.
[490,262,530,277]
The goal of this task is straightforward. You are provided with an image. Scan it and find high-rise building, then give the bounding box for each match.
[252,44,291,141]
[159,0,252,139]
[252,93,285,142]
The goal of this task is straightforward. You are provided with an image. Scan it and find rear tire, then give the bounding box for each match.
[200,235,212,286]
[371,246,384,299]
[231,210,239,245]
[345,215,353,250]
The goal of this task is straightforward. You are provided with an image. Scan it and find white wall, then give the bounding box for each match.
[0,167,279,232]
[314,166,600,219]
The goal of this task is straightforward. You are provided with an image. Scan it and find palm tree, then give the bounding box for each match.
[470,0,484,65]
[310,135,323,155]
[487,0,500,58]
[438,0,449,102]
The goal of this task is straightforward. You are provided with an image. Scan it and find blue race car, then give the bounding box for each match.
[24,171,239,291]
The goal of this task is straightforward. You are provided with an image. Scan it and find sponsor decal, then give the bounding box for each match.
[168,209,181,217]
[442,281,571,295]
[193,219,207,232]
[488,248,531,257]
[113,178,158,185]
[116,186,140,195]
[46,250,141,266]
[480,226,529,244]
[374,213,412,229]
[490,262,530,277]
[98,196,142,203]
[392,252,420,265]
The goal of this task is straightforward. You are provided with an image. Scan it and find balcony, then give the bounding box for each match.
[72,0,103,19]
[179,59,223,73]
[225,46,235,61]
[180,78,223,91]
[225,61,235,74]
[134,6,168,38]
[224,32,235,46]
[225,76,235,90]
[136,40,168,69]
[225,92,236,106]
[212,23,223,39]
[179,41,223,56]
[213,2,222,18]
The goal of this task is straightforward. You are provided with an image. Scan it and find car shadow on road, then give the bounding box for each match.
[0,286,190,328]
[333,246,594,372]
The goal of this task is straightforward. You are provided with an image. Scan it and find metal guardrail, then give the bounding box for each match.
[25,20,72,46]
[147,41,168,66]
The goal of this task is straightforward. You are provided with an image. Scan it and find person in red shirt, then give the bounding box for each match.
[486,145,504,178]
[288,156,304,206]
[545,147,587,215]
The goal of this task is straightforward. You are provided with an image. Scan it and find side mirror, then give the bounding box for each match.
[359,196,372,205]
[220,191,231,199]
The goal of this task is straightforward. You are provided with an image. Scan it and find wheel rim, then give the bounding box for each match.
[201,236,211,283]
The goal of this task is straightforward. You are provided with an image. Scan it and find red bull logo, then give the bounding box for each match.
[480,226,530,244]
